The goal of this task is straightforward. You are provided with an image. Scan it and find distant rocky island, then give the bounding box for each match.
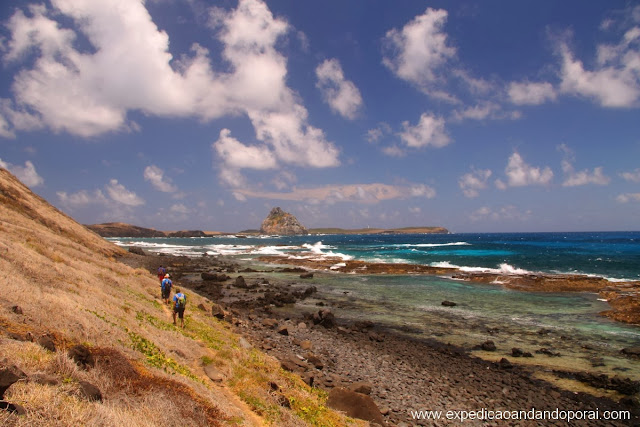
[260,207,308,235]
[87,210,449,238]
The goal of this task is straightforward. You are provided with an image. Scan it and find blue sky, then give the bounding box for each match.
[1,0,639,233]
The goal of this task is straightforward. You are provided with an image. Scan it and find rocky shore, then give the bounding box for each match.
[121,250,640,426]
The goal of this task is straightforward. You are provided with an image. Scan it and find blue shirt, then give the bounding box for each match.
[161,278,172,290]
[173,292,186,309]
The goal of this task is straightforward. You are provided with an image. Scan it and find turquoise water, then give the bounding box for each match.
[112,232,640,377]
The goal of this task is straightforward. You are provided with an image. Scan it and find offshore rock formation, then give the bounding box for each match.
[260,207,308,235]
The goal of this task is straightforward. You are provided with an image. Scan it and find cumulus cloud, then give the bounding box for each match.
[620,168,640,182]
[0,158,43,187]
[382,8,456,98]
[496,152,553,188]
[556,18,640,108]
[234,182,436,204]
[558,144,610,187]
[169,203,190,214]
[315,58,363,119]
[469,205,532,222]
[105,179,145,206]
[399,113,450,148]
[459,168,492,198]
[616,193,640,203]
[57,179,144,209]
[2,0,340,176]
[213,129,277,170]
[508,81,557,105]
[144,165,178,192]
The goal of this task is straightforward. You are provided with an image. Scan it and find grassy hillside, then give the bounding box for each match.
[0,169,353,426]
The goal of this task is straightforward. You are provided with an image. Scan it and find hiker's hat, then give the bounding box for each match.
[165,274,170,278]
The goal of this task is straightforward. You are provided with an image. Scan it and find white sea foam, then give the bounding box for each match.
[430,261,533,275]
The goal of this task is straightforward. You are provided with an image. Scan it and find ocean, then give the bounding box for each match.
[112,231,640,379]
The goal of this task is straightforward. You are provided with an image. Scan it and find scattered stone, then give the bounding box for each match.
[511,348,523,357]
[127,246,145,256]
[620,346,640,359]
[0,365,26,398]
[277,325,289,336]
[197,303,207,311]
[262,318,278,328]
[78,380,102,402]
[301,372,314,387]
[326,387,385,426]
[37,335,56,352]
[11,306,23,315]
[299,340,312,351]
[204,364,225,383]
[211,304,226,320]
[441,300,457,307]
[312,309,336,328]
[536,348,561,357]
[297,322,307,330]
[201,272,230,281]
[300,272,314,279]
[353,320,374,330]
[305,354,324,370]
[480,340,496,351]
[498,358,513,369]
[368,332,384,343]
[348,382,373,395]
[234,276,247,288]
[68,344,95,369]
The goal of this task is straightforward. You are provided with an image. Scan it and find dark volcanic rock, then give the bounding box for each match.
[37,335,56,352]
[441,300,457,307]
[260,207,308,235]
[0,365,26,398]
[620,346,640,358]
[300,272,314,279]
[167,230,206,237]
[68,345,95,369]
[312,309,336,328]
[480,340,497,351]
[326,387,385,425]
[128,246,146,256]
[201,272,230,281]
[78,380,102,402]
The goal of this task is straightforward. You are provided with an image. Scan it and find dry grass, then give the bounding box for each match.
[0,169,356,426]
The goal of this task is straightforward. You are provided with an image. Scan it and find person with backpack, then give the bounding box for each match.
[157,265,166,284]
[172,289,187,328]
[161,274,172,305]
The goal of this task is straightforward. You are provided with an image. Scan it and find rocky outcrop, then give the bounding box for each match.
[260,207,308,236]
[86,222,166,237]
[167,230,206,237]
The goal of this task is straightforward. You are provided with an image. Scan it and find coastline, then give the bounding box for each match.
[121,251,640,426]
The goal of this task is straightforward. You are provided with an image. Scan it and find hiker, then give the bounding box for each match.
[172,288,187,328]
[157,265,166,284]
[161,274,172,304]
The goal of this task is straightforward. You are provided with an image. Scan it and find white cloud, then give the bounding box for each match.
[557,28,640,107]
[620,168,640,182]
[399,113,450,148]
[57,189,107,208]
[3,0,340,172]
[459,168,492,198]
[558,144,610,187]
[234,182,435,204]
[508,81,557,105]
[498,152,553,188]
[105,179,145,206]
[0,158,44,187]
[382,8,456,97]
[315,58,363,120]
[616,193,640,203]
[469,205,531,222]
[144,165,178,192]
[169,203,190,214]
[382,145,406,157]
[366,122,392,143]
[213,129,277,170]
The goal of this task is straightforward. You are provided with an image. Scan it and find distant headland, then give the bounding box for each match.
[86,208,449,237]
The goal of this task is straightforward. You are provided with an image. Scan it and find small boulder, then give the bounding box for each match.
[511,348,524,357]
[441,300,457,307]
[127,246,145,256]
[277,325,289,336]
[498,358,513,369]
[37,335,56,352]
[262,318,278,328]
[300,272,314,279]
[211,304,226,320]
[348,382,373,395]
[0,365,26,399]
[78,380,102,402]
[11,306,23,315]
[480,340,496,352]
[234,276,247,288]
[204,364,224,383]
[620,346,640,359]
[68,345,95,369]
[197,303,207,311]
[326,387,385,425]
[299,340,312,351]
